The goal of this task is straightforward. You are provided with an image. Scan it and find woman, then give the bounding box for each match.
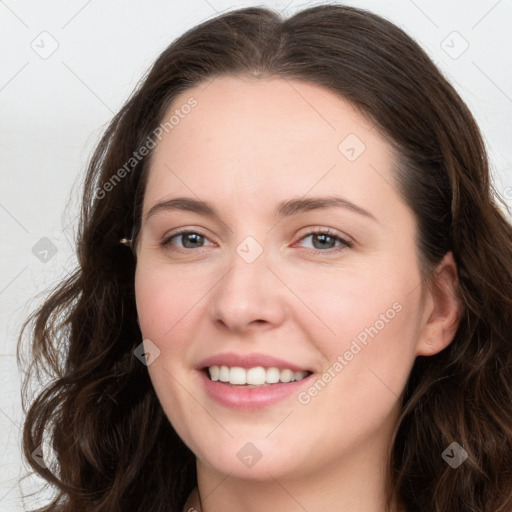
[19,4,512,512]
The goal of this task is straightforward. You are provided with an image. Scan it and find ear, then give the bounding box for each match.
[416,251,463,356]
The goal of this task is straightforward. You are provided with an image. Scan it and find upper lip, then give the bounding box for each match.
[197,352,312,372]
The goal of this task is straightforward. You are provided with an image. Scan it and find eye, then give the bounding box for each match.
[296,228,352,253]
[160,228,352,254]
[161,230,215,250]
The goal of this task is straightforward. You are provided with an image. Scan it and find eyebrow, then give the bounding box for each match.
[144,196,377,223]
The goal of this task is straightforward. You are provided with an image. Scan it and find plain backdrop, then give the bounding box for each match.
[1,0,511,509]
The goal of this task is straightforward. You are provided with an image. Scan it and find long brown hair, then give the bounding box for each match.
[18,5,512,511]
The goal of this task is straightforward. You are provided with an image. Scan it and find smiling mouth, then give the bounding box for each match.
[203,366,313,387]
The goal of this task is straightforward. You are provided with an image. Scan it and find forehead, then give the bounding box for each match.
[144,75,405,225]
[155,75,376,160]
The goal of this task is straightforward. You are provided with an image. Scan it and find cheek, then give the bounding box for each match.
[294,295,419,449]
[341,309,419,419]
[134,264,202,439]
[289,261,421,396]
[283,259,414,344]
[134,262,203,341]
[134,277,168,340]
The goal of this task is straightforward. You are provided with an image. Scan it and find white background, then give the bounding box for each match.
[1,0,511,509]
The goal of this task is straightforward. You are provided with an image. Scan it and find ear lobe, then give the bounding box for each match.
[416,251,463,356]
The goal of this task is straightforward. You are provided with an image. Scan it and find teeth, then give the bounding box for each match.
[208,365,310,385]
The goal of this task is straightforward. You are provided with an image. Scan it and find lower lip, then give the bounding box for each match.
[199,370,313,411]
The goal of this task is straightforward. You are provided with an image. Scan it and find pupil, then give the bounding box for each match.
[314,233,334,249]
[184,233,203,248]
[181,233,335,249]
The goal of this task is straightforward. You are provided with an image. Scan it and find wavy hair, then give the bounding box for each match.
[18,4,512,512]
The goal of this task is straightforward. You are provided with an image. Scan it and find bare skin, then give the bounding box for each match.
[134,75,461,512]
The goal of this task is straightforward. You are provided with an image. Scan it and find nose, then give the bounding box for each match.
[208,242,287,334]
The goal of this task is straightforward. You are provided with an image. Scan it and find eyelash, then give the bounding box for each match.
[160,228,353,254]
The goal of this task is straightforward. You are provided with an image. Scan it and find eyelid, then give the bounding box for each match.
[160,226,352,255]
[295,226,352,243]
[161,227,216,248]
[293,227,353,252]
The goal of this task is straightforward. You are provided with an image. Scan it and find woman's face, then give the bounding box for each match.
[135,75,434,481]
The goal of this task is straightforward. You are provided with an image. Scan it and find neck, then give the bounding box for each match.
[194,431,402,512]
